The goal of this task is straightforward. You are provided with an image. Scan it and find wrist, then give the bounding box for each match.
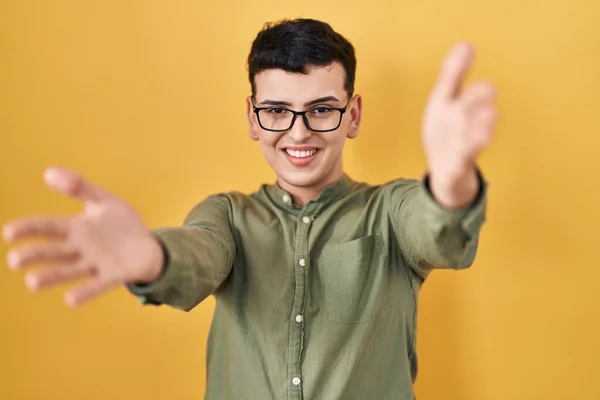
[136,235,166,284]
[427,163,479,209]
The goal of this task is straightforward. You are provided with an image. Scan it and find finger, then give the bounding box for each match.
[7,241,79,270]
[432,42,476,100]
[469,107,498,149]
[461,81,496,115]
[44,166,110,204]
[2,216,70,243]
[471,105,498,127]
[64,277,113,307]
[25,263,92,292]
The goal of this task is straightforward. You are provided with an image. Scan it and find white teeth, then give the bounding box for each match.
[286,149,317,158]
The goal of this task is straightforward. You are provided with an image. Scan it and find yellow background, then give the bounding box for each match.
[1,1,599,399]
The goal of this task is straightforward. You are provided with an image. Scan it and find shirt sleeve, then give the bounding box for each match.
[385,169,487,279]
[126,194,236,311]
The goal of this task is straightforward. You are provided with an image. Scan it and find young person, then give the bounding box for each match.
[3,18,496,400]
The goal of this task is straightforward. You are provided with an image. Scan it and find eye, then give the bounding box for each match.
[267,107,287,114]
[310,107,333,115]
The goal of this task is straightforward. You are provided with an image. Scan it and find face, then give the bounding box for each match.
[246,62,362,195]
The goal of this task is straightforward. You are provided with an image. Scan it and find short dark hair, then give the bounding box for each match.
[247,18,356,97]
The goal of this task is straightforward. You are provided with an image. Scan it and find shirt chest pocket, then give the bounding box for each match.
[319,232,388,324]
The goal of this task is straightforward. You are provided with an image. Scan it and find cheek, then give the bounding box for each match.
[259,134,283,156]
[320,134,346,160]
[330,130,348,148]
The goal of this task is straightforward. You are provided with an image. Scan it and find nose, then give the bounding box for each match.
[287,115,312,142]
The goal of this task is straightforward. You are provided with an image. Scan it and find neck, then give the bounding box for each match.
[277,170,344,208]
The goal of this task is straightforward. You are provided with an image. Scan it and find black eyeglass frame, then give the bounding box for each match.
[251,96,354,133]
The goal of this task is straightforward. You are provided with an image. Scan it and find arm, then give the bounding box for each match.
[391,41,497,278]
[386,168,487,278]
[127,194,235,311]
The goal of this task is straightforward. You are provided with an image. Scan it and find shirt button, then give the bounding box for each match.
[282,194,290,203]
[295,314,303,323]
[299,258,306,267]
[292,377,301,386]
[302,216,311,224]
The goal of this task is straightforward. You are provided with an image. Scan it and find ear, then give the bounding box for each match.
[346,94,362,139]
[246,96,260,141]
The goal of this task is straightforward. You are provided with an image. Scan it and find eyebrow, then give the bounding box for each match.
[258,96,341,107]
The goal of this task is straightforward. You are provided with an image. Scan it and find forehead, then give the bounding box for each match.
[254,62,347,104]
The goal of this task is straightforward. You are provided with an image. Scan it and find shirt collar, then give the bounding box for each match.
[266,174,355,215]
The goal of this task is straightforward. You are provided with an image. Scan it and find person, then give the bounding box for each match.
[2,18,496,400]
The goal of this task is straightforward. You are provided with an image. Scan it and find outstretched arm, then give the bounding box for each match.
[2,166,235,310]
[389,42,497,278]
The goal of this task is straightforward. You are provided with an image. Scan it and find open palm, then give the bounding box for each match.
[422,42,498,177]
[3,166,163,307]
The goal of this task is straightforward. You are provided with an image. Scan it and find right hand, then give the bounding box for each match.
[2,166,165,307]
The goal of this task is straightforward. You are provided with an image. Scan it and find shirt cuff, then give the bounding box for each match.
[421,167,488,240]
[126,228,177,306]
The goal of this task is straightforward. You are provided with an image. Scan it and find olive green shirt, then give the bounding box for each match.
[129,173,487,400]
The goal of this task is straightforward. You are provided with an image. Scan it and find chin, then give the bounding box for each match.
[265,150,341,190]
[278,169,323,188]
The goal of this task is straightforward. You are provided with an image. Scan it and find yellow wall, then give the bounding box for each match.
[1,1,599,399]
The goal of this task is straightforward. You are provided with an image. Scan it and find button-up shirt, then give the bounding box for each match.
[129,173,487,400]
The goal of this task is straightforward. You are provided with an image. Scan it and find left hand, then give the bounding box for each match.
[421,42,498,208]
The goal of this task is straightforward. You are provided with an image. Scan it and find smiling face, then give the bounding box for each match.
[246,62,362,201]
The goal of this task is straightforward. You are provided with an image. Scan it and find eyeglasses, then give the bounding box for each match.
[252,97,352,133]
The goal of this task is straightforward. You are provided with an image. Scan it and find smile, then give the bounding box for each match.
[285,149,317,158]
[282,147,320,167]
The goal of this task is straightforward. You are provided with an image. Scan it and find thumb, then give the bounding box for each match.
[432,41,476,101]
[43,166,110,203]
